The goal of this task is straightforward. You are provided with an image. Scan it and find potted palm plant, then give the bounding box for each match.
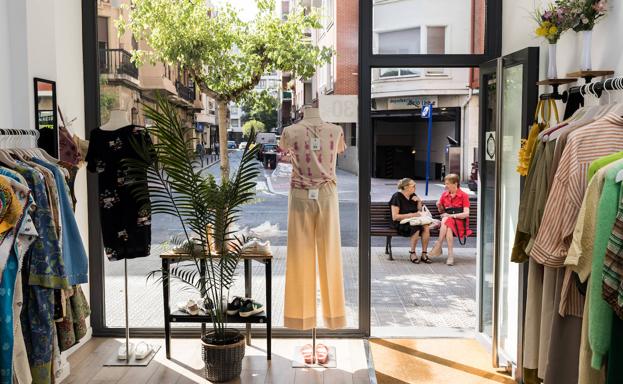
[125,97,260,382]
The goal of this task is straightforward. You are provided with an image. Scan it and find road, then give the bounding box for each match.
[150,150,477,249]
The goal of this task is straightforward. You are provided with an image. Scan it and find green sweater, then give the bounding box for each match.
[589,165,623,368]
[588,151,623,183]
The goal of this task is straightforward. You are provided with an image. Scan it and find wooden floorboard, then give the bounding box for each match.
[65,337,370,384]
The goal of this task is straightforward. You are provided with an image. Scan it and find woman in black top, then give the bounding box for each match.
[389,178,431,264]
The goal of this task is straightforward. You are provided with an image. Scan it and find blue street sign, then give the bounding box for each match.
[421,104,431,119]
[423,103,433,196]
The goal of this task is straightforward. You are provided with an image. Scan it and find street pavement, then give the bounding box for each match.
[105,150,478,330]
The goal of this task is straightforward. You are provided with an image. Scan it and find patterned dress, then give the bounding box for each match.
[86,125,152,261]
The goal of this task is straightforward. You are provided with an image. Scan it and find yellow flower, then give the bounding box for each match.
[535,27,546,36]
[543,21,551,27]
[549,26,558,35]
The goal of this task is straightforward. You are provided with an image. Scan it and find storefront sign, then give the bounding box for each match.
[485,131,496,161]
[319,95,358,123]
[387,96,438,110]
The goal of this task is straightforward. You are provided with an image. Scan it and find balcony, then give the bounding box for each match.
[99,49,139,79]
[175,80,195,103]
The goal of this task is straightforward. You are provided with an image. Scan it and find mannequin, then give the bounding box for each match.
[281,104,347,366]
[88,106,156,363]
[100,108,131,131]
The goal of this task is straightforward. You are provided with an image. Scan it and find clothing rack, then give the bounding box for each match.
[0,128,40,137]
[561,75,623,102]
[538,76,623,102]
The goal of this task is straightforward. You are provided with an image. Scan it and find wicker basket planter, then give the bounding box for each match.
[201,329,245,382]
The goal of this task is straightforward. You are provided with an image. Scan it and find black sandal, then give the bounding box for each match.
[409,250,420,264]
[420,252,432,264]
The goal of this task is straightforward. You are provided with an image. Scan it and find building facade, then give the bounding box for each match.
[371,0,485,181]
[97,0,215,150]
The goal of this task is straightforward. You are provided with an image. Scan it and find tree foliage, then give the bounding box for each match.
[242,120,266,139]
[240,90,278,130]
[117,0,332,179]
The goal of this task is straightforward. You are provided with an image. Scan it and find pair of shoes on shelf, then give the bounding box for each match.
[241,238,272,256]
[226,296,265,317]
[300,343,330,365]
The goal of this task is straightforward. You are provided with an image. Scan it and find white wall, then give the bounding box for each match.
[373,0,471,54]
[0,0,90,359]
[503,0,623,85]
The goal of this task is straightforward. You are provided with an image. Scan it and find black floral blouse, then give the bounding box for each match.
[86,125,152,261]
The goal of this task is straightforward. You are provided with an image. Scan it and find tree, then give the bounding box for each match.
[118,0,332,180]
[242,120,266,139]
[240,90,278,132]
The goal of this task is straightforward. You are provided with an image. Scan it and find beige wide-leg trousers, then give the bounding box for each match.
[284,182,346,330]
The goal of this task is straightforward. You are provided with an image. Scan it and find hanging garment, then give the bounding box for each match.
[86,125,152,261]
[55,286,90,352]
[602,186,623,320]
[523,259,544,371]
[543,268,582,384]
[58,125,81,166]
[578,284,606,384]
[281,120,347,330]
[588,168,622,369]
[283,183,346,330]
[31,158,88,285]
[0,176,32,384]
[531,113,623,269]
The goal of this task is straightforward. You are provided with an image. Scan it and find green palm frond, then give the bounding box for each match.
[126,95,260,342]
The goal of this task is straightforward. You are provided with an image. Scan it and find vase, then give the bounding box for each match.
[547,43,558,79]
[580,30,592,71]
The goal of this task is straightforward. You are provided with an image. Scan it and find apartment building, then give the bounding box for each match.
[97,0,215,149]
[371,0,485,180]
[280,0,359,174]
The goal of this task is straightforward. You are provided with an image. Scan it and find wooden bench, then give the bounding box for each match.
[370,199,478,260]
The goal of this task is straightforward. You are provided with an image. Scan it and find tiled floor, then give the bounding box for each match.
[66,337,370,384]
[370,338,515,384]
[105,246,477,331]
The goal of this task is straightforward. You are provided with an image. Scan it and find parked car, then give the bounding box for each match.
[259,143,280,169]
[227,140,237,149]
[238,141,247,150]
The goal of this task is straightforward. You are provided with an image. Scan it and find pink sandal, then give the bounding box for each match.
[315,344,329,365]
[301,344,314,364]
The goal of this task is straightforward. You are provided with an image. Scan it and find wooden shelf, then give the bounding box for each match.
[566,70,614,78]
[537,78,577,86]
[169,310,268,324]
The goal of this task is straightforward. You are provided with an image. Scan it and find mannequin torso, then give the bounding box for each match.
[280,107,346,190]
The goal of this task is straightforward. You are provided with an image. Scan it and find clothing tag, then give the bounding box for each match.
[311,138,321,151]
[308,189,319,200]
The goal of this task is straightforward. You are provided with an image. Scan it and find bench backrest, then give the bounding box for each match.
[370,199,478,236]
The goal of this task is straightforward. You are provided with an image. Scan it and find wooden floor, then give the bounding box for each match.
[66,337,370,384]
[370,338,516,384]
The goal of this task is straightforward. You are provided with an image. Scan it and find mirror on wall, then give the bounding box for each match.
[33,78,58,157]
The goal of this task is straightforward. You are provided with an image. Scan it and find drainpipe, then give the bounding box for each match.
[460,87,474,182]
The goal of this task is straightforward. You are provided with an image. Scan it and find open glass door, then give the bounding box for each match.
[478,47,538,378]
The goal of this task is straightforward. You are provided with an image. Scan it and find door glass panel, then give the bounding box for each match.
[373,0,486,55]
[480,72,496,338]
[497,64,523,362]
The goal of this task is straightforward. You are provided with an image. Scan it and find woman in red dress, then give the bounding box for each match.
[429,174,473,265]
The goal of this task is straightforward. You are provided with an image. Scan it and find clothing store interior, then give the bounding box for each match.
[1,0,623,383]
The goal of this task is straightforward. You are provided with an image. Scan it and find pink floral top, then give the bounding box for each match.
[279,120,346,189]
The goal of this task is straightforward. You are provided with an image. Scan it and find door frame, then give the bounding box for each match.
[82,0,504,338]
[477,47,539,379]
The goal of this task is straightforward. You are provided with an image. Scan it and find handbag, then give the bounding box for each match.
[400,205,434,226]
[443,207,468,245]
